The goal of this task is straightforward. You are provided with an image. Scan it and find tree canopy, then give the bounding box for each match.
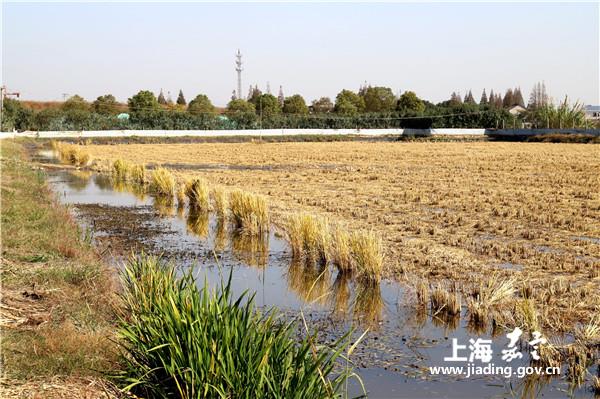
[334,90,365,116]
[396,91,425,114]
[93,94,118,115]
[311,97,334,114]
[283,94,308,114]
[188,94,215,115]
[361,86,396,112]
[128,90,160,114]
[62,95,89,112]
[176,90,187,106]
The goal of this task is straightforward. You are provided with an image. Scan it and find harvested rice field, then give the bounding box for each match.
[80,141,600,332]
[37,139,600,397]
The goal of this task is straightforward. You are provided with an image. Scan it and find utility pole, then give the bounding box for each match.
[235,49,243,100]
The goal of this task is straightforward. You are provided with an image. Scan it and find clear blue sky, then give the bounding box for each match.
[2,2,598,106]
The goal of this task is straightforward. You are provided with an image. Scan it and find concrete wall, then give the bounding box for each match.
[1,128,598,140]
[0,128,485,140]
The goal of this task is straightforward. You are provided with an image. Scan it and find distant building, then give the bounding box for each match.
[508,105,527,116]
[584,105,600,120]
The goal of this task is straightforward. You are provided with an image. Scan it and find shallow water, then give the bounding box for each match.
[45,165,596,398]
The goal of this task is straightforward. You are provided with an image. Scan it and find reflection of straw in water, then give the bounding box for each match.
[466,317,487,335]
[213,219,227,252]
[286,259,331,305]
[94,174,112,190]
[231,230,269,268]
[187,209,209,238]
[353,281,384,329]
[513,373,553,399]
[154,195,175,217]
[130,183,147,201]
[65,170,92,190]
[112,180,127,193]
[329,273,351,318]
[176,203,185,219]
[430,312,460,331]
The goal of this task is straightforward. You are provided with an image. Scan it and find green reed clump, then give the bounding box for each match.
[229,189,269,235]
[184,178,210,210]
[117,254,358,399]
[150,167,175,197]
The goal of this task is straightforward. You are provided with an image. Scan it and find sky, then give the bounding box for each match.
[2,2,599,107]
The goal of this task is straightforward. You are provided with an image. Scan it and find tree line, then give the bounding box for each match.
[1,81,592,131]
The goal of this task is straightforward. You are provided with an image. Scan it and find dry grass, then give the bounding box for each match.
[184,178,210,210]
[111,159,131,181]
[331,225,352,273]
[53,142,90,167]
[350,230,384,282]
[150,167,175,197]
[81,141,600,333]
[285,213,331,264]
[130,163,146,185]
[212,186,228,218]
[229,189,269,235]
[430,285,461,317]
[1,141,118,396]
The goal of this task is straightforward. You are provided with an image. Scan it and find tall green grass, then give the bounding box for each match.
[117,254,361,399]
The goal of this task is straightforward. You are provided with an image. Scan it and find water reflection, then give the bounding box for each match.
[64,170,93,190]
[154,195,176,217]
[231,230,269,268]
[286,259,331,306]
[354,281,384,329]
[187,209,209,238]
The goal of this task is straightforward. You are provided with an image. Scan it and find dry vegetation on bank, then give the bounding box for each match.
[79,140,600,334]
[0,141,120,397]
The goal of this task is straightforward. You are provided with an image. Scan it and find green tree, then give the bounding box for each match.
[128,90,160,114]
[157,89,167,105]
[92,94,118,115]
[480,89,488,105]
[188,94,216,115]
[311,97,334,113]
[449,92,462,106]
[282,94,308,114]
[334,90,365,115]
[464,90,476,105]
[226,99,256,128]
[177,90,187,106]
[502,89,514,108]
[62,95,89,112]
[1,99,33,131]
[513,87,525,108]
[248,86,262,105]
[254,94,281,119]
[396,91,425,114]
[361,86,396,112]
